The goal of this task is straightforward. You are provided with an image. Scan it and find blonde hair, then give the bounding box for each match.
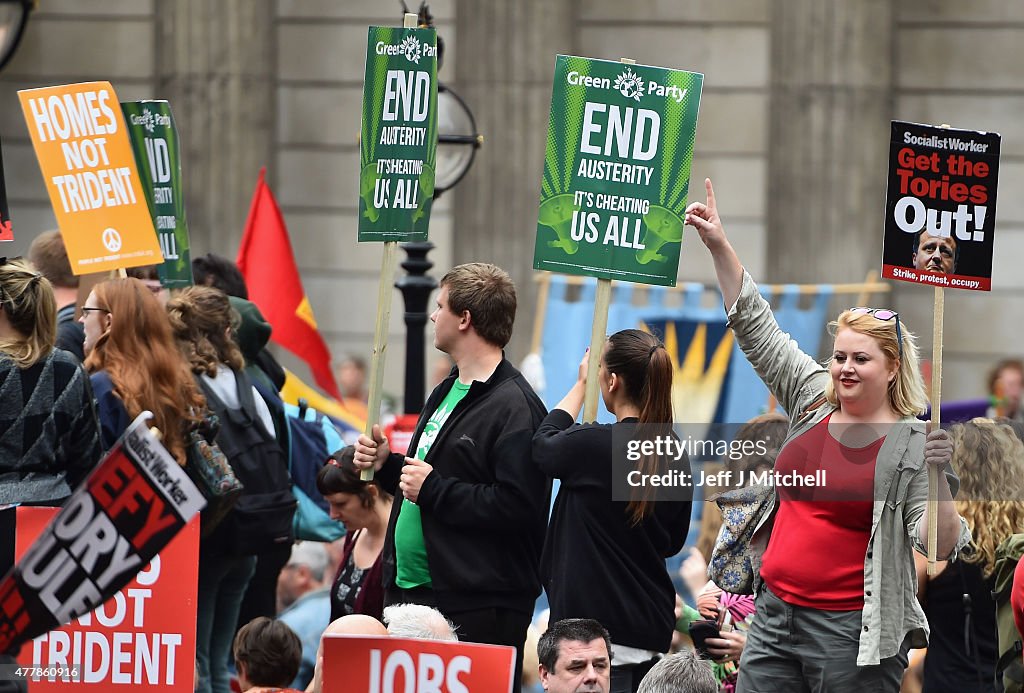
[948,418,1024,577]
[824,310,927,417]
[0,258,56,368]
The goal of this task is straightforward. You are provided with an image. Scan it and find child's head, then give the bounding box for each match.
[233,617,302,691]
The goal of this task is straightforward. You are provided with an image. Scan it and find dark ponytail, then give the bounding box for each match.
[604,329,674,524]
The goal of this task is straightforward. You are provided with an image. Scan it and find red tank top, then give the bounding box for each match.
[760,414,882,610]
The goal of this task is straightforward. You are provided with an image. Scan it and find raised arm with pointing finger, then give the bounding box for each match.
[684,178,743,308]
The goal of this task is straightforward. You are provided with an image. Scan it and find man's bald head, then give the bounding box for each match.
[310,616,388,693]
[324,614,388,637]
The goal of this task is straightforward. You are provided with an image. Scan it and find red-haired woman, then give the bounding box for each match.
[532,329,692,693]
[81,277,204,461]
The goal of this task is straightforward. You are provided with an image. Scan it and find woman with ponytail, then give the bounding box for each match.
[532,329,692,693]
[0,257,101,504]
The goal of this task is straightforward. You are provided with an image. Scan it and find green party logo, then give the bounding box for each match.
[564,65,689,105]
[613,68,645,102]
[400,35,422,63]
[127,108,169,136]
[374,35,437,64]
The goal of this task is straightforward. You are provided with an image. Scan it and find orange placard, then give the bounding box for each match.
[18,82,162,274]
[322,634,516,693]
[14,508,199,691]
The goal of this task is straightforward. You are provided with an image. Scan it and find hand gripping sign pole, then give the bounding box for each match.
[359,13,438,480]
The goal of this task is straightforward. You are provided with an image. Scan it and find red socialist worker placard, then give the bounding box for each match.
[881,120,1000,291]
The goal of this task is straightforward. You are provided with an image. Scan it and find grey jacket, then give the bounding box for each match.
[727,270,971,665]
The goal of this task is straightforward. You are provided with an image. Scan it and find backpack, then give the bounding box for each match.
[198,368,297,555]
[249,378,346,542]
[993,533,1024,693]
[284,399,346,542]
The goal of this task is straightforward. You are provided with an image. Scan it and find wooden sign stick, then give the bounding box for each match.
[361,241,399,482]
[529,273,551,356]
[361,11,418,481]
[927,285,943,575]
[582,278,612,422]
[925,123,956,575]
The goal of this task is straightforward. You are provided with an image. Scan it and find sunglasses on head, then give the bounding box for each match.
[849,307,902,360]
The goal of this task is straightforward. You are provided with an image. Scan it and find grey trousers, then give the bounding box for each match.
[736,587,908,693]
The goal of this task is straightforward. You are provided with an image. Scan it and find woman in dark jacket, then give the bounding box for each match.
[533,329,692,693]
[0,257,100,505]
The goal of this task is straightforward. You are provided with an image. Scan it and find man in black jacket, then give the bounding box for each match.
[356,263,549,693]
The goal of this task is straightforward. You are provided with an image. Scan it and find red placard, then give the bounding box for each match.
[14,508,199,690]
[881,120,1000,291]
[322,634,516,693]
[385,413,420,456]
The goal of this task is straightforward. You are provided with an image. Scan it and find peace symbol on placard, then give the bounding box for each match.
[102,228,122,252]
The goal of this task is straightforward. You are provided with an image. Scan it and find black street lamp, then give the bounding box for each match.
[396,2,480,415]
[396,241,436,414]
[0,0,33,72]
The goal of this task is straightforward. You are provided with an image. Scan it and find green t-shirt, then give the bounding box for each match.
[394,379,471,588]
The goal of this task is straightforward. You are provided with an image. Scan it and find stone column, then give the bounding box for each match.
[452,1,575,360]
[155,1,275,257]
[766,0,894,283]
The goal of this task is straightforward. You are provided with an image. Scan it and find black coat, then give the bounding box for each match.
[533,411,692,652]
[377,357,550,615]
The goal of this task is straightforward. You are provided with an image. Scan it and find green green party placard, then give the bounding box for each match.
[534,56,703,286]
[121,100,193,287]
[358,26,438,242]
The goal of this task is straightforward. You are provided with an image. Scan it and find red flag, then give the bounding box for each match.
[237,168,341,399]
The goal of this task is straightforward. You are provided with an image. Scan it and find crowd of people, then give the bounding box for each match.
[1,184,1023,693]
